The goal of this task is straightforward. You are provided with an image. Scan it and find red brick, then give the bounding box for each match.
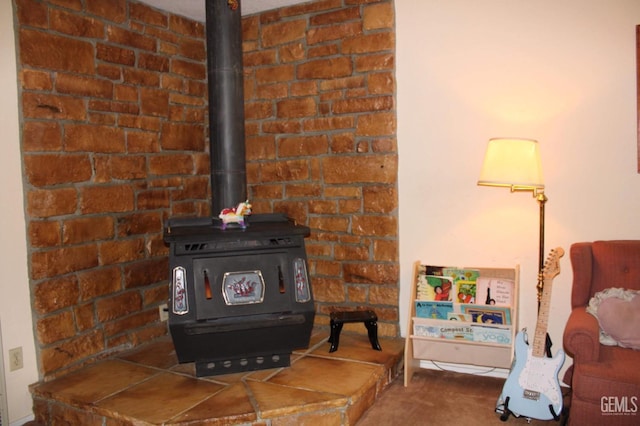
[27,188,78,218]
[104,309,157,337]
[23,121,62,152]
[310,6,361,25]
[22,92,87,121]
[110,155,147,180]
[355,53,394,72]
[332,96,393,114]
[343,263,398,285]
[29,220,61,248]
[262,19,307,47]
[123,258,168,288]
[129,2,168,27]
[140,87,169,117]
[62,216,114,244]
[256,65,295,84]
[20,29,95,74]
[278,135,329,157]
[160,123,205,150]
[260,159,310,182]
[96,43,136,66]
[139,52,170,72]
[322,154,397,184]
[107,26,156,51]
[15,0,48,28]
[343,32,395,54]
[64,124,126,152]
[169,15,204,38]
[50,9,104,38]
[40,331,105,375]
[363,186,397,213]
[99,239,146,265]
[363,2,394,30]
[31,244,99,279]
[24,154,92,187]
[86,0,127,23]
[352,215,397,237]
[117,212,163,237]
[297,57,352,79]
[96,291,142,322]
[307,22,362,45]
[171,58,206,80]
[37,311,76,344]
[277,97,317,118]
[80,184,135,214]
[357,111,396,136]
[20,69,53,91]
[78,267,121,302]
[33,276,79,314]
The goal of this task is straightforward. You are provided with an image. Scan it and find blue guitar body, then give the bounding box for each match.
[499,329,565,420]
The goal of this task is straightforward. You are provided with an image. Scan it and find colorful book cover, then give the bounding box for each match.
[415,301,454,320]
[416,274,454,301]
[476,277,514,306]
[442,268,480,284]
[460,304,511,325]
[455,280,477,303]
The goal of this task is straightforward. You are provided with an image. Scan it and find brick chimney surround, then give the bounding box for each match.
[15,0,398,379]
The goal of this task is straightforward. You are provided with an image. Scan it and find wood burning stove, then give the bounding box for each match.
[163,1,315,376]
[164,214,314,376]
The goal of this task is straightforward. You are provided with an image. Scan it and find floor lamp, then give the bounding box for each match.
[477,138,547,311]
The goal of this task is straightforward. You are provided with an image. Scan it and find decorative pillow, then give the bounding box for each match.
[587,287,640,350]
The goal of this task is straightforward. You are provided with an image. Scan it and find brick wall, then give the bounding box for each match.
[15,0,397,379]
[242,0,399,337]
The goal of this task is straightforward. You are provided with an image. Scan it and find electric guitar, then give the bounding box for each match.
[498,247,565,421]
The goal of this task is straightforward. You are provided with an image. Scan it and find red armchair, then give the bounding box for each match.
[563,240,640,426]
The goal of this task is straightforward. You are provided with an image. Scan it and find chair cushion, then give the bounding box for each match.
[587,287,640,349]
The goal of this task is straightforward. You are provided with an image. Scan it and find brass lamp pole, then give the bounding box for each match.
[477,138,546,311]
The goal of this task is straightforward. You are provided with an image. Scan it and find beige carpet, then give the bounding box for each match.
[357,368,570,425]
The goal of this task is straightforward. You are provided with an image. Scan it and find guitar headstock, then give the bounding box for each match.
[543,247,565,281]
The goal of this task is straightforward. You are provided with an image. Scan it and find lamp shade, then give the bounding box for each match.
[477,138,544,190]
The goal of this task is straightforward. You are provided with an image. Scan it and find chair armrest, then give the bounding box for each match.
[563,306,600,363]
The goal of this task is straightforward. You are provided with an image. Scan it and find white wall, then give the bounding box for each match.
[397,0,640,382]
[0,1,39,423]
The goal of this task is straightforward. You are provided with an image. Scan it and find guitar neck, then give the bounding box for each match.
[532,283,551,358]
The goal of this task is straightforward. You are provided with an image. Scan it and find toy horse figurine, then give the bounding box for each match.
[218,200,252,230]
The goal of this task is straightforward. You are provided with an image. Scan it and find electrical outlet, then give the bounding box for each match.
[159,303,169,321]
[9,347,23,371]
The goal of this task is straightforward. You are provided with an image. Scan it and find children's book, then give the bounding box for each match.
[455,280,476,303]
[415,301,454,320]
[416,274,454,301]
[475,277,514,306]
[460,304,511,325]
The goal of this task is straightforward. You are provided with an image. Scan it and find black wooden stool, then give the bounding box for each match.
[328,310,382,352]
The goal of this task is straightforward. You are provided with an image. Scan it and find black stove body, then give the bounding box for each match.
[164,214,314,376]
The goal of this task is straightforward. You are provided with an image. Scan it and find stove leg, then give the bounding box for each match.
[328,320,344,352]
[365,319,382,351]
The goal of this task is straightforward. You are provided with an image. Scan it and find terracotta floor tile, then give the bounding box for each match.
[247,380,348,419]
[168,382,257,425]
[117,337,178,370]
[96,372,224,424]
[267,356,384,400]
[32,359,158,406]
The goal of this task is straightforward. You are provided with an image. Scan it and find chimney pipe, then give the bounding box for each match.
[206,0,247,215]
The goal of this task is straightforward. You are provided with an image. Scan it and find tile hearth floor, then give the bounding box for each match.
[30,330,404,425]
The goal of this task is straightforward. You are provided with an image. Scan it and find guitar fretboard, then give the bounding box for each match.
[531,248,563,358]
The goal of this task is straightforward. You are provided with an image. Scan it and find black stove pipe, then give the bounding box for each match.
[206,0,247,215]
